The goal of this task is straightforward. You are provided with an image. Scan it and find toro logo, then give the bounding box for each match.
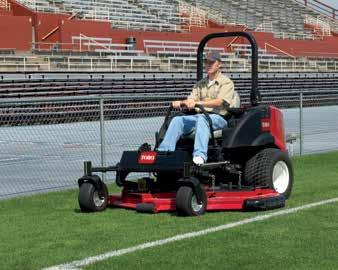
[138,151,157,164]
[261,118,271,132]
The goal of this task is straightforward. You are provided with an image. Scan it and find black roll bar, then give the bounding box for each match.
[197,31,261,106]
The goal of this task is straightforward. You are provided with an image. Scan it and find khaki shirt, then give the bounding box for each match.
[187,71,236,116]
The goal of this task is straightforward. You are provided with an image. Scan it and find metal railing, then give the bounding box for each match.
[178,0,208,28]
[15,0,61,12]
[111,19,182,32]
[304,14,332,36]
[274,31,319,40]
[190,1,229,25]
[264,43,296,59]
[0,54,338,72]
[255,21,273,33]
[295,0,338,19]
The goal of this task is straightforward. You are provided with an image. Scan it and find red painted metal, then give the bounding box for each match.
[108,192,176,213]
[269,106,287,152]
[108,188,280,213]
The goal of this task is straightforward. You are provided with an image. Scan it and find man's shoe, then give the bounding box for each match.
[193,156,205,165]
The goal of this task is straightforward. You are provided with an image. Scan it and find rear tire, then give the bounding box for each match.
[244,148,293,199]
[176,186,207,216]
[78,182,108,212]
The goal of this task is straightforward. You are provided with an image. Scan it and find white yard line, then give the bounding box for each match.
[43,197,338,270]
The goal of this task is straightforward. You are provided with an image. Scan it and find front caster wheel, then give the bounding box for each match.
[78,182,108,212]
[176,185,207,216]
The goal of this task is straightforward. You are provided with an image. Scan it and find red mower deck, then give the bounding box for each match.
[108,188,284,213]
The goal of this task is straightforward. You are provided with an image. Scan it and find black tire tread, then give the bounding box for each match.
[176,186,206,216]
[244,148,293,198]
[78,182,108,212]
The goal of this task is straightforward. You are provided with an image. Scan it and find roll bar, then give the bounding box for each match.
[197,31,261,106]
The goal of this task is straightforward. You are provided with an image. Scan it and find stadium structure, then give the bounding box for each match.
[0,0,337,72]
[0,0,337,124]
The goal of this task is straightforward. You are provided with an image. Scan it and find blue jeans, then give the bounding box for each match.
[158,114,227,161]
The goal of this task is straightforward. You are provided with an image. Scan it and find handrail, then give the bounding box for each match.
[295,0,337,20]
[178,0,208,28]
[0,54,337,72]
[42,13,77,41]
[264,42,296,59]
[31,41,76,51]
[183,0,228,25]
[77,33,111,52]
[110,19,180,32]
[255,21,273,32]
[304,14,331,36]
[274,31,319,40]
[226,25,249,48]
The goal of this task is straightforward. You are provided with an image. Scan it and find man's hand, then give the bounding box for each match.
[172,100,182,109]
[184,99,196,110]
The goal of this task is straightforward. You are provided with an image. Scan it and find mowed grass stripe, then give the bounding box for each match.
[85,202,338,270]
[46,197,338,270]
[0,151,337,270]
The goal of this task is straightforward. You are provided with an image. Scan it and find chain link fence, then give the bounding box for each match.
[0,92,337,199]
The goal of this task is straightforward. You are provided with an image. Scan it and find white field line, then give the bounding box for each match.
[43,197,338,270]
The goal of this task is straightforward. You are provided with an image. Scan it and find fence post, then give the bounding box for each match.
[99,97,106,181]
[299,92,304,155]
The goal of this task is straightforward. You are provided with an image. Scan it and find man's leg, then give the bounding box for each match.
[193,114,227,161]
[158,115,198,151]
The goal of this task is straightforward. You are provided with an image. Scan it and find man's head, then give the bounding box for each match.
[205,51,222,77]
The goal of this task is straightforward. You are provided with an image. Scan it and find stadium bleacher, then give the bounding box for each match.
[0,0,337,115]
[186,0,337,38]
[1,49,337,73]
[0,72,337,120]
[1,72,338,98]
[15,0,183,32]
[0,0,337,72]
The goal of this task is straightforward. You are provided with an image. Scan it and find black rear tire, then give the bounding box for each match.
[78,182,108,212]
[176,186,207,216]
[244,148,293,199]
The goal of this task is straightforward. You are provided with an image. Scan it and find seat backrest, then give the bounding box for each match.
[233,91,240,108]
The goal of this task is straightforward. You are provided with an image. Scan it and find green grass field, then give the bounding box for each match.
[1,151,338,270]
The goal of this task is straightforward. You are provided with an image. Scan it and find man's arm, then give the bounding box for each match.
[172,83,200,109]
[196,99,223,108]
[173,82,234,110]
[175,98,223,110]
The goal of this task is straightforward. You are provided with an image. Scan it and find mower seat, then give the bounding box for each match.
[183,91,241,140]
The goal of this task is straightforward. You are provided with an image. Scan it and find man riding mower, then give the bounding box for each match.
[77,32,293,216]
